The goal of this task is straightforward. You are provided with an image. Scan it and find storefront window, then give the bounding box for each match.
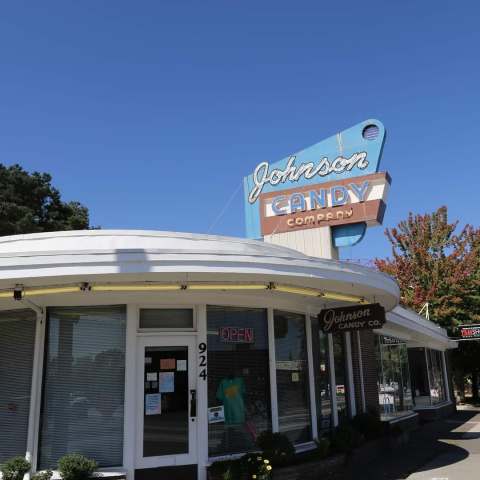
[274,311,311,443]
[310,317,332,433]
[207,306,271,457]
[39,306,126,468]
[408,347,447,407]
[332,333,348,422]
[407,347,430,407]
[426,349,446,404]
[0,310,36,463]
[375,335,413,420]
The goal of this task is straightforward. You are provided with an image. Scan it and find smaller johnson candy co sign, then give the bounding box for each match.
[319,303,385,334]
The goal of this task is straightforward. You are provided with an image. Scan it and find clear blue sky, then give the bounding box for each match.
[1,1,479,261]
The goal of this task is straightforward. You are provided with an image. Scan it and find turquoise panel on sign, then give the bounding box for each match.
[332,223,367,248]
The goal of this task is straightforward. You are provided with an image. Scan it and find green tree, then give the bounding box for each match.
[0,164,90,235]
[374,206,480,400]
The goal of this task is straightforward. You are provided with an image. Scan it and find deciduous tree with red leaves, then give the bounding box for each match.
[374,206,480,400]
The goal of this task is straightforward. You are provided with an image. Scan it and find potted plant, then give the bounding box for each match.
[58,454,97,480]
[0,456,31,480]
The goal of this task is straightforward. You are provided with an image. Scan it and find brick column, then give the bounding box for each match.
[350,330,380,415]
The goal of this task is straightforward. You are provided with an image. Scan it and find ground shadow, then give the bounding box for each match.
[339,408,478,480]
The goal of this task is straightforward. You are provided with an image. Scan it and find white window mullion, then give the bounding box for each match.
[267,308,279,433]
[27,309,46,473]
[305,315,318,440]
[196,305,208,480]
[122,304,137,480]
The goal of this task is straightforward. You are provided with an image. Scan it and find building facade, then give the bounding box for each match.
[0,230,456,480]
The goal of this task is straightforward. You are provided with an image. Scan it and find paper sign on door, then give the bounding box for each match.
[160,358,176,370]
[159,372,175,392]
[145,393,161,415]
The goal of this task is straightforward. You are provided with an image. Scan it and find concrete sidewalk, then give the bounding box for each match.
[406,405,480,480]
[339,406,480,480]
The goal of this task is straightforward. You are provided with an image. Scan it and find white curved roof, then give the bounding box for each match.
[0,230,400,309]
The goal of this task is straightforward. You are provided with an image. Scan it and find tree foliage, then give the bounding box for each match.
[0,164,89,236]
[374,206,480,332]
[374,207,480,395]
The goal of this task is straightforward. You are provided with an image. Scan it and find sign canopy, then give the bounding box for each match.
[243,119,389,247]
[318,303,386,334]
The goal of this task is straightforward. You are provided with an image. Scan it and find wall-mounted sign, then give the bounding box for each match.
[243,120,390,247]
[459,325,480,340]
[219,326,254,343]
[319,303,385,333]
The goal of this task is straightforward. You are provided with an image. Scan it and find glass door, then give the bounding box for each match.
[136,336,197,468]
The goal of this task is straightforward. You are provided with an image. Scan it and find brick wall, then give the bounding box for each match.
[350,330,380,415]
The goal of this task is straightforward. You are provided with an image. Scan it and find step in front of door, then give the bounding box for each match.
[135,465,197,480]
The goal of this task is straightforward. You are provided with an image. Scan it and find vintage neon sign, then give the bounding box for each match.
[219,326,255,344]
[248,152,369,204]
[243,120,389,247]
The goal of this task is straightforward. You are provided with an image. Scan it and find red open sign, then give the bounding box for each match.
[219,326,255,344]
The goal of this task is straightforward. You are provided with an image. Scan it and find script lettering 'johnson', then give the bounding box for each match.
[248,152,369,204]
[319,303,386,334]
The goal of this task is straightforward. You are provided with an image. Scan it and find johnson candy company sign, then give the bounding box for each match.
[243,120,390,247]
[319,303,386,334]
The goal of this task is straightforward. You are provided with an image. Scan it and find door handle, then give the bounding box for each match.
[190,389,197,418]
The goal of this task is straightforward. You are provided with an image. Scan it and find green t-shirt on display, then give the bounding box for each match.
[216,377,246,425]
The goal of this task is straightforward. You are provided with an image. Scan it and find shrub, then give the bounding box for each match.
[330,424,363,453]
[389,425,403,437]
[31,471,53,480]
[351,412,384,441]
[239,454,272,480]
[256,431,295,467]
[315,437,330,458]
[57,454,97,480]
[0,456,31,480]
[208,459,243,480]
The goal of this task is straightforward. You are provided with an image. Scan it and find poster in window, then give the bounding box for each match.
[145,393,162,415]
[160,358,176,370]
[159,372,175,393]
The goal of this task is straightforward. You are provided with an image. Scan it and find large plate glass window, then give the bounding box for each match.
[407,347,431,407]
[207,306,271,457]
[0,309,36,463]
[426,349,446,404]
[38,306,126,468]
[375,335,413,420]
[274,311,311,443]
[332,333,348,422]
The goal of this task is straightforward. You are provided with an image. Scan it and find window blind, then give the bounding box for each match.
[38,306,126,469]
[0,309,36,463]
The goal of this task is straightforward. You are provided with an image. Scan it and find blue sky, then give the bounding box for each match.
[0,1,479,261]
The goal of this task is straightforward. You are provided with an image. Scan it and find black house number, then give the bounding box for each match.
[198,342,207,380]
